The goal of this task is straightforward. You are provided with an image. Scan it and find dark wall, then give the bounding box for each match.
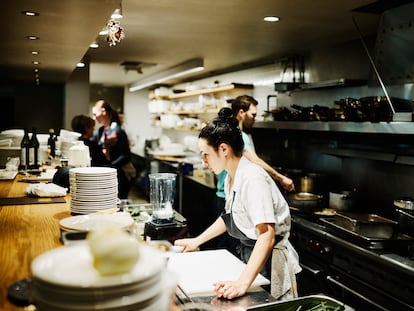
[0,82,64,133]
[252,127,414,219]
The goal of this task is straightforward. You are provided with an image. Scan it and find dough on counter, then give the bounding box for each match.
[87,224,140,276]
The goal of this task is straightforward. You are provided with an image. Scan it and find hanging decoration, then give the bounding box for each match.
[106,19,125,46]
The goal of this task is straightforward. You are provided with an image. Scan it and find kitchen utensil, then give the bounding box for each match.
[329,190,356,211]
[300,173,328,195]
[393,197,414,211]
[149,173,176,223]
[395,209,414,237]
[286,192,324,213]
[334,212,397,239]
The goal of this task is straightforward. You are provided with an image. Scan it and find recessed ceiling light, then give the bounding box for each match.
[89,41,99,48]
[26,35,39,40]
[76,62,86,68]
[22,11,39,17]
[31,51,39,55]
[32,61,40,65]
[99,28,109,36]
[34,68,39,73]
[264,16,280,22]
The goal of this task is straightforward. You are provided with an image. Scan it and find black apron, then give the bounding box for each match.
[221,212,273,280]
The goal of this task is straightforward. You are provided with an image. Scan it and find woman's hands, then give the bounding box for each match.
[213,280,250,299]
[174,238,199,252]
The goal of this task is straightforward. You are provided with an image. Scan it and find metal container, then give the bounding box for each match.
[334,212,397,239]
[393,197,414,211]
[300,173,328,195]
[286,192,324,213]
[329,190,356,211]
[396,208,414,237]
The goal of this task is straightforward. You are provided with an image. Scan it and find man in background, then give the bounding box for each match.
[231,95,295,192]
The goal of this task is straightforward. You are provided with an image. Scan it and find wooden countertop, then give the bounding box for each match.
[0,174,71,311]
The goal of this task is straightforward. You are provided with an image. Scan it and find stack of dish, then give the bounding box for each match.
[69,167,118,214]
[58,129,81,158]
[59,212,135,232]
[31,244,174,311]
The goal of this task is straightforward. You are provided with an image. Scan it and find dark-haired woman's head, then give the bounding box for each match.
[199,108,244,156]
[71,115,95,139]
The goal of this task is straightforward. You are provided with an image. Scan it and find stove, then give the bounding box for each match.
[290,214,414,311]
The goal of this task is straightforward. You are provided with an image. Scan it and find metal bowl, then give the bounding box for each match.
[393,197,414,211]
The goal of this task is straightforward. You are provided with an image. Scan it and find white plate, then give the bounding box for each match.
[32,244,165,288]
[59,212,134,231]
[69,167,117,175]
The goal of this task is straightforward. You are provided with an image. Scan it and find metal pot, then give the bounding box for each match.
[300,173,328,195]
[329,190,356,211]
[286,192,324,213]
[393,197,414,211]
[396,208,414,237]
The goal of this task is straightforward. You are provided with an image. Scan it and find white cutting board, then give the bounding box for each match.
[167,249,270,296]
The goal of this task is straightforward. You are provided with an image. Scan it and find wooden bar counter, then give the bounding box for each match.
[0,174,71,311]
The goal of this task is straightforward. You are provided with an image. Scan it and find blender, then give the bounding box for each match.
[144,173,187,242]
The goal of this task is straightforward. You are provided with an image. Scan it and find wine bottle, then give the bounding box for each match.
[19,128,30,170]
[47,128,56,158]
[29,127,40,169]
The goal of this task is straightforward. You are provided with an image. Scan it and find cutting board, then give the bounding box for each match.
[167,249,270,296]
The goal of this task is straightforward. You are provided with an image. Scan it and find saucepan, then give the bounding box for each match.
[329,189,356,211]
[393,197,414,237]
[286,192,324,213]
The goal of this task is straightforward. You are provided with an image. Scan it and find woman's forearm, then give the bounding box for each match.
[237,224,275,288]
[194,217,227,246]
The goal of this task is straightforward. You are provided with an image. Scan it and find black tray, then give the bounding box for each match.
[321,217,414,252]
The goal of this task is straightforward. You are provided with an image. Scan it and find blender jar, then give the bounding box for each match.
[149,173,176,224]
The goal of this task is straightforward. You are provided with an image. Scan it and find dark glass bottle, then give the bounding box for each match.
[19,128,30,170]
[47,128,56,158]
[29,127,40,169]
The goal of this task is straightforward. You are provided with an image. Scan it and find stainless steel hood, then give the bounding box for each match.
[371,1,414,85]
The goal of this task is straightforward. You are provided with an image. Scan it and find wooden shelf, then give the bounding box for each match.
[156,108,219,115]
[150,83,253,100]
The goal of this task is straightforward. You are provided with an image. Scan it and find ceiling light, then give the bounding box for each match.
[129,58,204,92]
[264,16,280,22]
[31,51,39,55]
[111,3,123,19]
[99,28,109,35]
[89,41,99,48]
[32,61,40,65]
[21,11,39,17]
[76,62,86,68]
[26,35,39,40]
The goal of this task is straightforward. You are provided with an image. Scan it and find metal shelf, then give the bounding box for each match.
[254,121,414,135]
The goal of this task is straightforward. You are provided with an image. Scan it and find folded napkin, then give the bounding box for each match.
[25,183,68,197]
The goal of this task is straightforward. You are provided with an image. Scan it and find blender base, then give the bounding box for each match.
[144,220,188,243]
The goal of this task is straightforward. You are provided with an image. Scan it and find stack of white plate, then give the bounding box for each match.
[59,213,135,232]
[31,244,174,311]
[59,140,76,158]
[69,167,118,214]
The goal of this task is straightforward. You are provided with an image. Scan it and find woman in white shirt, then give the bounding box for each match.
[175,110,301,300]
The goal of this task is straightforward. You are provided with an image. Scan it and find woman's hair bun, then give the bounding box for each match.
[218,107,232,119]
[217,107,239,128]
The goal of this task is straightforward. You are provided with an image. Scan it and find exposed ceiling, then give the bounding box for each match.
[1,0,411,88]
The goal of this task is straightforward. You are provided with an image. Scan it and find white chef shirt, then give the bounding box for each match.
[224,156,291,240]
